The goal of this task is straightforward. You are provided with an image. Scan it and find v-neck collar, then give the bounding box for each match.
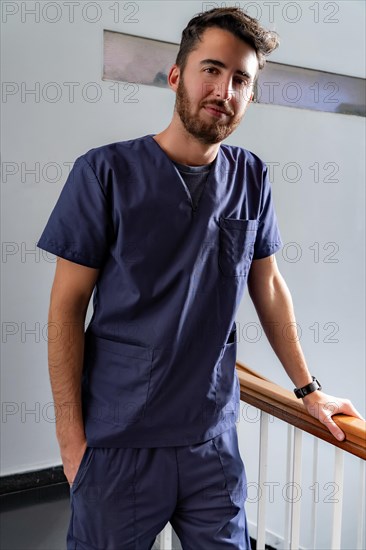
[146,134,222,212]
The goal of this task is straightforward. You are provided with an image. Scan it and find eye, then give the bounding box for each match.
[234,78,249,87]
[204,67,218,74]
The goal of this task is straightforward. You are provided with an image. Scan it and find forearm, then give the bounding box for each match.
[48,301,86,448]
[247,256,364,441]
[248,269,313,389]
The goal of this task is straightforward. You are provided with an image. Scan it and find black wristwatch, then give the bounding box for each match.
[294,376,322,399]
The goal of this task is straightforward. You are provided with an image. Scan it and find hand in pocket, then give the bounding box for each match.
[60,439,88,486]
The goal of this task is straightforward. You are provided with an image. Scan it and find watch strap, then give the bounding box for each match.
[294,376,322,399]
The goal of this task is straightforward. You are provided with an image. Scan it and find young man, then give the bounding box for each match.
[37,7,363,549]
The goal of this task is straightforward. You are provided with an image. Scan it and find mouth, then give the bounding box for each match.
[203,105,231,118]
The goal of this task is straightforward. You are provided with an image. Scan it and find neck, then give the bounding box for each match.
[153,114,220,166]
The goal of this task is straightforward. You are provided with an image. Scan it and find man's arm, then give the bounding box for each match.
[48,257,100,484]
[247,254,364,441]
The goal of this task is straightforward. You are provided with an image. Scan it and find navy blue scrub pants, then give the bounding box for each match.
[66,425,251,549]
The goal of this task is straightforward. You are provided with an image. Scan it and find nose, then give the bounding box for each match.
[215,77,234,102]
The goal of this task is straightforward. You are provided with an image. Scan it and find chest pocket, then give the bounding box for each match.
[219,217,258,277]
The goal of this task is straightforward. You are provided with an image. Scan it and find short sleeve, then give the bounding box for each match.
[253,166,283,260]
[37,155,114,268]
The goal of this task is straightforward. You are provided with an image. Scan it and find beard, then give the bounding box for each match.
[175,76,243,145]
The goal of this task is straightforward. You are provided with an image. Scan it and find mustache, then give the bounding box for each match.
[201,101,234,117]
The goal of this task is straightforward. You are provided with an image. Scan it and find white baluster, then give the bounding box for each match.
[256,411,269,549]
[356,458,365,549]
[310,438,319,550]
[284,424,294,550]
[289,428,302,549]
[330,447,344,549]
[160,523,173,550]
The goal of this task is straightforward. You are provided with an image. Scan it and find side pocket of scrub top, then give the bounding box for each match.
[218,217,258,277]
[86,336,153,427]
[215,330,240,421]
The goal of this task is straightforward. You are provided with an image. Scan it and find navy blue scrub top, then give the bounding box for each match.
[37,134,283,447]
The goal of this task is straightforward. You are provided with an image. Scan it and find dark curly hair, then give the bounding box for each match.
[176,7,279,77]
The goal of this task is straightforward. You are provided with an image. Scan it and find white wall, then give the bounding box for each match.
[1,0,365,544]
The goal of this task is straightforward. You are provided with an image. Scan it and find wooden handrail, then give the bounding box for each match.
[236,361,366,460]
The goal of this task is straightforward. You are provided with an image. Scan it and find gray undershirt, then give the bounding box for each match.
[173,159,215,209]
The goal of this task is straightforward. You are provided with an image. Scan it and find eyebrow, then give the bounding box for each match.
[199,58,253,81]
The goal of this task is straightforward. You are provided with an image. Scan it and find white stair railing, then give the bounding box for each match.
[237,362,366,550]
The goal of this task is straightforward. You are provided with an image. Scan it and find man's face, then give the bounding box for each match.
[174,27,259,145]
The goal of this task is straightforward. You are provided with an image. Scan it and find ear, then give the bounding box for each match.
[167,64,181,92]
